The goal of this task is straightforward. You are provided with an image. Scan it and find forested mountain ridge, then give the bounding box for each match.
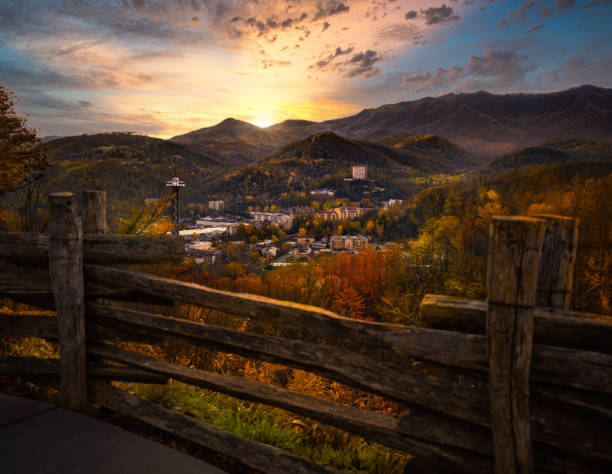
[170,118,329,167]
[476,138,612,175]
[32,132,220,207]
[171,85,612,162]
[326,84,612,155]
[373,134,485,172]
[202,131,476,203]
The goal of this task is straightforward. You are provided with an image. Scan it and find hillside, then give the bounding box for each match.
[171,118,328,167]
[327,84,612,155]
[39,132,221,205]
[204,131,419,203]
[171,85,612,161]
[477,138,612,175]
[373,134,485,172]
[201,130,479,206]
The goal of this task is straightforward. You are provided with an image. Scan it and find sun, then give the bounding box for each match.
[252,115,274,128]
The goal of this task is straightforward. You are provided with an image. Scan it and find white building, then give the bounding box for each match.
[352,165,368,180]
[329,235,369,251]
[310,188,335,196]
[226,223,240,236]
[208,200,224,210]
[250,212,293,231]
[384,199,404,208]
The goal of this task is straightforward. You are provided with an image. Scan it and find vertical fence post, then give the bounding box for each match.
[530,214,579,311]
[487,216,546,474]
[83,190,107,234]
[48,192,87,411]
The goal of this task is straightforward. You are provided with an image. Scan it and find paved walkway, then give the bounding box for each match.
[0,393,227,474]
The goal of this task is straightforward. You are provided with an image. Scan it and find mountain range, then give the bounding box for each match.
[171,84,612,164]
[32,84,612,209]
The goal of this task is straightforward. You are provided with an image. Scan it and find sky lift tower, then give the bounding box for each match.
[165,157,185,233]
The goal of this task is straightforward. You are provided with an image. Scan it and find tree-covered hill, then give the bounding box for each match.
[203,131,474,204]
[373,134,484,173]
[31,132,221,209]
[476,138,612,176]
[171,86,612,164]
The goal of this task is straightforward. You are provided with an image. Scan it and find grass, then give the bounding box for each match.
[122,381,410,473]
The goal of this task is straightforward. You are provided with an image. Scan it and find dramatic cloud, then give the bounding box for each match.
[401,66,463,92]
[0,0,608,137]
[401,50,536,93]
[343,50,383,78]
[310,46,355,70]
[312,1,350,21]
[421,4,461,25]
[539,52,612,88]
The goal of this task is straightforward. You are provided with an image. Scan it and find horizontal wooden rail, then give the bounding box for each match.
[85,303,612,395]
[82,265,612,395]
[84,264,419,344]
[2,322,606,467]
[87,342,492,472]
[0,313,59,339]
[88,340,611,463]
[3,307,611,410]
[0,274,175,309]
[90,382,612,474]
[0,356,167,384]
[86,303,491,420]
[420,294,612,354]
[90,383,339,474]
[0,232,184,265]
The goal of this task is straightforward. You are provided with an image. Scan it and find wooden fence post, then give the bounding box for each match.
[48,192,87,411]
[530,214,578,311]
[83,190,107,234]
[487,216,546,474]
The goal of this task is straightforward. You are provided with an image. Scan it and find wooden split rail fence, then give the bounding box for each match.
[0,191,611,473]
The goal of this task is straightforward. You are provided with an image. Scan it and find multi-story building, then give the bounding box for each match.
[329,235,369,251]
[187,248,223,265]
[352,165,368,180]
[310,188,335,196]
[250,212,294,231]
[315,210,338,221]
[208,200,224,210]
[315,207,369,221]
[226,223,240,236]
[384,199,404,208]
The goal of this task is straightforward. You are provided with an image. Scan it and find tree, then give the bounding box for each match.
[0,85,48,195]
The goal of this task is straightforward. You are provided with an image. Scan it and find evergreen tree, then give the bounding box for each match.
[0,84,48,195]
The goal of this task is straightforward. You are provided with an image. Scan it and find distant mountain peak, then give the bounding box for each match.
[169,84,611,164]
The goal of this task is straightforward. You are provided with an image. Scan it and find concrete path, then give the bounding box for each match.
[0,393,227,474]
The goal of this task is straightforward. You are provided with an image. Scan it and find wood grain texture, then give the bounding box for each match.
[85,302,612,394]
[48,192,87,411]
[3,306,609,416]
[486,216,545,474]
[2,308,608,461]
[0,273,174,308]
[419,294,612,354]
[87,342,492,471]
[84,264,431,351]
[0,356,167,383]
[85,302,490,424]
[83,190,107,234]
[0,232,184,264]
[89,339,612,463]
[90,383,341,474]
[530,214,578,310]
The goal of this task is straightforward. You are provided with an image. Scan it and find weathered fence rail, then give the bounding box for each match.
[0,190,610,473]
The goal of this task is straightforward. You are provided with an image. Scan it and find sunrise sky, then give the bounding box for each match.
[1,0,610,138]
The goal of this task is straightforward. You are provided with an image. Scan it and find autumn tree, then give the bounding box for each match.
[0,85,48,195]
